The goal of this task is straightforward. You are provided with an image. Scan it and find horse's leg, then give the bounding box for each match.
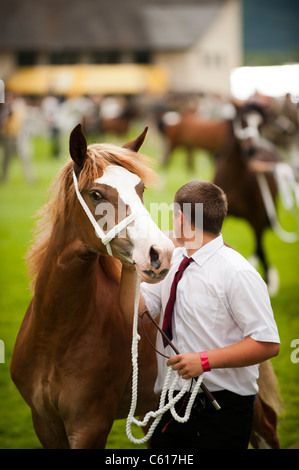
[162,141,173,166]
[66,413,115,449]
[63,389,121,449]
[254,231,269,283]
[254,230,280,295]
[186,146,195,171]
[31,410,70,449]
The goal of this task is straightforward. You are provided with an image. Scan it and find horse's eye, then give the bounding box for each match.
[90,190,103,201]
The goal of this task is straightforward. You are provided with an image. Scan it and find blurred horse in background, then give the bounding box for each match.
[157,110,230,170]
[156,92,299,171]
[158,98,298,293]
[248,93,299,173]
[99,95,138,139]
[249,92,298,149]
[213,102,282,293]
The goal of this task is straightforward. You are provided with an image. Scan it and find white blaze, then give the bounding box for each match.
[95,166,143,211]
[95,165,173,271]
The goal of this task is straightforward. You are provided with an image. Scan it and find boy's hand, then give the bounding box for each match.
[167,353,204,380]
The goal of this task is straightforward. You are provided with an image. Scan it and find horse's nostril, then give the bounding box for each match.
[150,246,161,270]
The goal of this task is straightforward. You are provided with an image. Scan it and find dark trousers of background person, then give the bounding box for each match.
[150,390,255,449]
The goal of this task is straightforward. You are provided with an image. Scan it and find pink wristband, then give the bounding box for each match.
[200,351,211,372]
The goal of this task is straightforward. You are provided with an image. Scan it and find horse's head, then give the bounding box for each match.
[69,124,174,283]
[232,103,267,157]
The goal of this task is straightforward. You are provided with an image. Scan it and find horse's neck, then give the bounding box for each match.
[219,131,246,173]
[32,219,121,326]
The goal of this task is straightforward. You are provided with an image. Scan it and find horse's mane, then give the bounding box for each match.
[27,143,157,291]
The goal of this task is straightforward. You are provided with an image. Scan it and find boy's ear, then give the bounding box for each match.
[179,209,184,227]
[172,205,183,224]
[173,208,184,227]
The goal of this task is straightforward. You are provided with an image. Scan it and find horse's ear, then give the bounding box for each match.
[123,126,148,152]
[69,124,88,171]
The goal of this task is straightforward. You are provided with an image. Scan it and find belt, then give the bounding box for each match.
[171,390,256,414]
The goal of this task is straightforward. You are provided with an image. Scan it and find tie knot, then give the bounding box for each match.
[178,256,194,272]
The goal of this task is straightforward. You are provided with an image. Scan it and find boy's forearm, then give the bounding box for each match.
[167,338,280,380]
[208,337,280,370]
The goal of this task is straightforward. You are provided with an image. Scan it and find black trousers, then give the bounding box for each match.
[150,390,255,449]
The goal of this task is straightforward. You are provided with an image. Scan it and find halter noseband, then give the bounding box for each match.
[73,170,150,258]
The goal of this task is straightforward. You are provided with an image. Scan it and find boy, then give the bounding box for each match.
[119,181,280,449]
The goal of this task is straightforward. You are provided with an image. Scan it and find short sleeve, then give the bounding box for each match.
[140,280,162,319]
[226,269,280,343]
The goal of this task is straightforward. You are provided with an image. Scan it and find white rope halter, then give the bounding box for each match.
[73,170,150,257]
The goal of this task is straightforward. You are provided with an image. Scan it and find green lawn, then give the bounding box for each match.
[0,127,298,449]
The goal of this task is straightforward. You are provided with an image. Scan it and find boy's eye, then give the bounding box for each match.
[90,190,103,201]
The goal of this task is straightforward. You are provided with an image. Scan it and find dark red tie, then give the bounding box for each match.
[162,256,194,346]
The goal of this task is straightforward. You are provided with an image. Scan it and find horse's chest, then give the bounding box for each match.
[31,373,61,421]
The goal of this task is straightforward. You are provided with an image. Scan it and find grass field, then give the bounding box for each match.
[0,125,298,449]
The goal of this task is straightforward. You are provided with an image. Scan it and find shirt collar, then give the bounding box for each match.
[185,234,224,266]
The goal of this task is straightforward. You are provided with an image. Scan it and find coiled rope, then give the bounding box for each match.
[126,271,203,445]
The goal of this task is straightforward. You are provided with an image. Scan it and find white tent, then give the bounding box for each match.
[230,64,299,100]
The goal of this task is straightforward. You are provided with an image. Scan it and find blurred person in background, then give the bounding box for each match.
[0,92,35,184]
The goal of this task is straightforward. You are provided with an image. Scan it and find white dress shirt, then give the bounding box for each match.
[141,234,280,396]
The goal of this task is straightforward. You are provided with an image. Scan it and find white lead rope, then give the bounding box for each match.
[126,271,203,445]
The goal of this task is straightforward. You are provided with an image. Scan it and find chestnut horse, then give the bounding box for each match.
[11,125,173,449]
[11,125,282,449]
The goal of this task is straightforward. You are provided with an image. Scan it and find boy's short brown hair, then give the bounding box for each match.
[174,181,228,234]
